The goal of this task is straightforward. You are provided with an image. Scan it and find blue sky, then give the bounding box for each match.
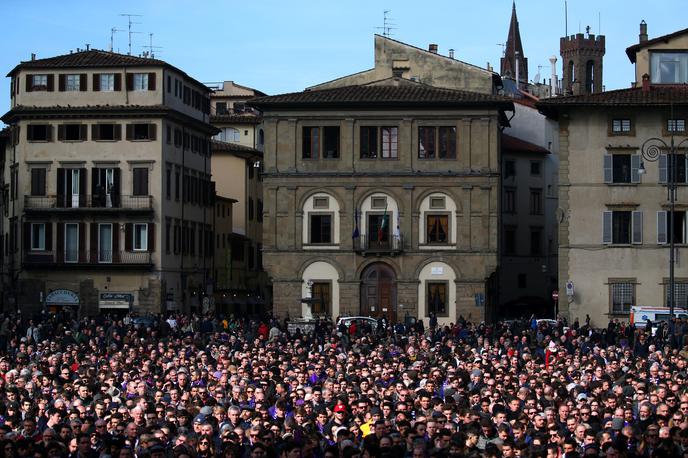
[1,0,686,110]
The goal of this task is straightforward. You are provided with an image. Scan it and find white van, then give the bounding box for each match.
[630,306,688,328]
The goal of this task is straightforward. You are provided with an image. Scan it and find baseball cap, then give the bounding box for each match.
[334,404,347,413]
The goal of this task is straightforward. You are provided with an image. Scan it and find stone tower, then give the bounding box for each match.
[501,1,528,85]
[560,28,605,95]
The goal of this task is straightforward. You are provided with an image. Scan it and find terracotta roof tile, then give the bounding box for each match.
[210,114,262,124]
[211,140,262,158]
[502,134,550,154]
[249,79,514,109]
[537,85,688,111]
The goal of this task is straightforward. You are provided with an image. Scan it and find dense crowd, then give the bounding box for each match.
[0,310,687,458]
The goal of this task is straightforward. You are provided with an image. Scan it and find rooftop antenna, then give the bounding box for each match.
[598,12,601,35]
[375,10,396,37]
[119,13,142,55]
[142,33,162,58]
[110,27,123,52]
[564,0,568,36]
[497,43,506,57]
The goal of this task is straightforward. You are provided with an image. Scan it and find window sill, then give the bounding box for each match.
[130,139,154,142]
[61,140,85,143]
[95,139,119,143]
[418,157,457,161]
[606,182,638,186]
[604,243,642,247]
[27,140,51,143]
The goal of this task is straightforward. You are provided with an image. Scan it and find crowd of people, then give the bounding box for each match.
[0,310,687,458]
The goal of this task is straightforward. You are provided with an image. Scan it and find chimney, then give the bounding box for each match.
[86,43,90,51]
[449,48,455,59]
[30,53,36,61]
[429,44,438,54]
[639,20,648,43]
[642,73,650,92]
[549,56,558,96]
[515,51,520,89]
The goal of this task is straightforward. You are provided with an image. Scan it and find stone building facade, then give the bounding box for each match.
[251,78,513,325]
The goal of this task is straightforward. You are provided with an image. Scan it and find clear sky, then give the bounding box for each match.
[1,0,686,111]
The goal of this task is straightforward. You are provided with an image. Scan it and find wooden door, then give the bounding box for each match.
[360,263,397,323]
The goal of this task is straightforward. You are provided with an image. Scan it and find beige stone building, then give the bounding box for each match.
[209,81,270,315]
[251,78,513,325]
[538,23,688,326]
[1,49,216,315]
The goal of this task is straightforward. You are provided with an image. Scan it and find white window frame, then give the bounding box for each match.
[612,119,631,133]
[65,74,80,91]
[100,73,115,91]
[32,74,48,88]
[133,73,149,91]
[133,223,148,251]
[31,223,45,251]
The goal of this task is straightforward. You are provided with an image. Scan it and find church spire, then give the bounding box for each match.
[500,1,528,84]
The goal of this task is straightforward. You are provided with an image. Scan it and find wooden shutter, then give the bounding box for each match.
[603,211,612,244]
[56,223,64,263]
[148,123,157,140]
[79,168,87,206]
[603,154,613,183]
[112,224,120,263]
[79,223,88,262]
[148,223,155,252]
[91,125,99,141]
[125,224,133,251]
[92,74,100,91]
[23,222,31,251]
[58,74,66,91]
[114,73,122,91]
[659,154,668,183]
[80,124,88,141]
[126,73,133,91]
[126,124,133,140]
[148,73,156,91]
[632,211,643,244]
[79,74,87,91]
[114,124,122,140]
[89,223,97,262]
[47,74,54,92]
[631,155,641,183]
[113,169,121,207]
[26,74,32,92]
[56,168,66,208]
[658,211,667,244]
[45,223,53,251]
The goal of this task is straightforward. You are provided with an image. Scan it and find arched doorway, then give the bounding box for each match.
[360,263,397,323]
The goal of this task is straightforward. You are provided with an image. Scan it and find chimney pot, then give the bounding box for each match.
[30,53,36,61]
[639,20,648,43]
[449,48,455,59]
[86,43,90,51]
[642,73,650,92]
[429,44,438,54]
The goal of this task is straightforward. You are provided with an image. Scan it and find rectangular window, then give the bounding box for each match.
[505,160,516,178]
[668,118,686,133]
[310,282,331,315]
[427,282,448,317]
[100,73,115,91]
[92,124,120,141]
[132,168,149,196]
[610,280,635,314]
[439,127,457,159]
[429,197,445,209]
[31,74,48,90]
[530,161,542,176]
[175,170,180,200]
[665,281,688,309]
[504,226,516,255]
[323,126,340,158]
[98,223,113,263]
[604,154,641,184]
[65,223,79,263]
[650,52,688,84]
[27,124,51,142]
[605,211,643,245]
[30,168,46,196]
[368,214,390,242]
[127,123,156,141]
[166,169,171,200]
[133,73,149,91]
[303,127,319,159]
[665,154,688,184]
[31,223,45,251]
[504,188,516,213]
[381,127,398,159]
[529,188,543,214]
[61,124,86,142]
[419,127,436,159]
[530,227,542,255]
[309,214,332,244]
[165,221,171,254]
[612,119,632,133]
[216,102,228,115]
[133,224,148,251]
[313,197,329,209]
[360,126,378,158]
[658,210,687,244]
[65,74,81,91]
[426,214,449,244]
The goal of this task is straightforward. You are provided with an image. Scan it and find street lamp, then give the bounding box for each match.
[639,131,688,335]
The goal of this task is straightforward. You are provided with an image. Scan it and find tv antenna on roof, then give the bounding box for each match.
[110,27,123,52]
[376,10,396,37]
[497,43,506,57]
[142,33,162,58]
[119,13,142,55]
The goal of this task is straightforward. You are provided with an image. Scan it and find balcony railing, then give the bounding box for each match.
[353,234,404,254]
[23,250,152,267]
[24,195,153,210]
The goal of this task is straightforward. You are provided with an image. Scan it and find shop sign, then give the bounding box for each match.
[99,292,133,309]
[45,289,79,306]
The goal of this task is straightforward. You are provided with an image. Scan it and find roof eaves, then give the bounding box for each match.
[625,27,688,63]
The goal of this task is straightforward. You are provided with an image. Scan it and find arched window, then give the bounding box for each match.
[418,193,458,248]
[302,261,340,318]
[302,193,340,248]
[585,60,595,93]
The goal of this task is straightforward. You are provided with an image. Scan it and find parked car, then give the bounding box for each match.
[336,316,379,332]
[630,306,688,328]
